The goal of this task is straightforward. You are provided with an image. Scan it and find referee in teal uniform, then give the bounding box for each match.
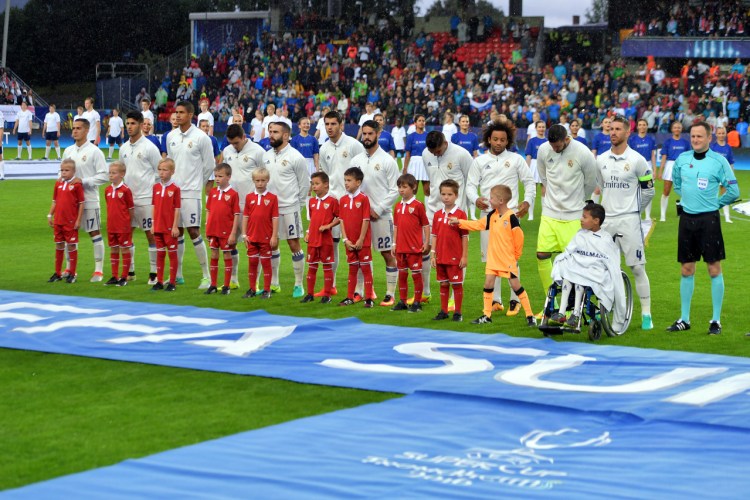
[667,122,739,335]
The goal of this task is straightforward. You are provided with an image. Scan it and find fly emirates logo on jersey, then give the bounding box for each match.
[1,294,749,411]
[602,174,631,190]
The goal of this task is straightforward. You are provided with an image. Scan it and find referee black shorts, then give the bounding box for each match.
[677,210,725,263]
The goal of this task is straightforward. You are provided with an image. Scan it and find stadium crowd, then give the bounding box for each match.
[632,0,748,37]
[145,12,542,129]
[34,8,743,336]
[136,16,750,147]
[0,68,34,105]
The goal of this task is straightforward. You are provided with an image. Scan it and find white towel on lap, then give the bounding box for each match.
[552,229,627,331]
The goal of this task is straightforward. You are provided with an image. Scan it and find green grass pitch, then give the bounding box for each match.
[0,161,748,490]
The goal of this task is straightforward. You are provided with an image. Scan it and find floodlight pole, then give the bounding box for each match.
[2,0,9,68]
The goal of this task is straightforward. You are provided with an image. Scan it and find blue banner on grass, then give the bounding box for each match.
[6,391,750,499]
[2,291,750,430]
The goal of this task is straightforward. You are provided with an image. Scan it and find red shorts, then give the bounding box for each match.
[307,245,334,264]
[247,241,272,258]
[436,263,464,284]
[345,246,372,264]
[154,232,178,250]
[396,252,422,271]
[209,236,236,251]
[107,231,133,248]
[54,225,79,244]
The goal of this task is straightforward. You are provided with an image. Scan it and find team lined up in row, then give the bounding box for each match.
[45,100,739,330]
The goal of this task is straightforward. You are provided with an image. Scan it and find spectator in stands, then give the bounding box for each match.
[154,87,168,111]
[633,19,646,37]
[450,14,460,38]
[18,88,32,105]
[457,19,469,43]
[134,88,149,108]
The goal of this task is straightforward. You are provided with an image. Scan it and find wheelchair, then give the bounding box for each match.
[538,271,633,340]
[538,232,635,341]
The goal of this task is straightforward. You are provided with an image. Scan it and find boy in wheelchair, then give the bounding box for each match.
[548,202,627,332]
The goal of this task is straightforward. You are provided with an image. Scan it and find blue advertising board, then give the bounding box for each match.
[622,38,750,58]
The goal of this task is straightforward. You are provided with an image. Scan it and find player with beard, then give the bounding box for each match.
[535,124,598,297]
[596,115,655,330]
[349,120,400,305]
[419,130,473,304]
[318,111,366,297]
[262,121,310,297]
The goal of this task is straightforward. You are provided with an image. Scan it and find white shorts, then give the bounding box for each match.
[131,205,154,231]
[331,225,341,240]
[529,158,542,183]
[179,198,202,228]
[82,208,101,233]
[371,214,394,252]
[602,215,646,267]
[407,156,428,181]
[278,211,303,240]
[305,158,316,177]
[662,160,675,182]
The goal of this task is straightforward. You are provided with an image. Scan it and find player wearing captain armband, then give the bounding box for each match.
[596,115,655,330]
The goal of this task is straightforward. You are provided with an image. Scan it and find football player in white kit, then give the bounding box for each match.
[165,100,215,288]
[42,104,62,160]
[62,117,109,281]
[349,119,400,306]
[420,130,473,303]
[223,123,266,288]
[319,110,366,296]
[596,115,655,330]
[81,97,101,145]
[120,110,162,284]
[262,121,310,298]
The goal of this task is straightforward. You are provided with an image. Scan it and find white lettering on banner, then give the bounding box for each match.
[16,317,168,335]
[519,429,611,449]
[108,328,242,344]
[4,299,750,408]
[106,326,296,357]
[14,313,223,335]
[0,302,105,314]
[496,354,727,393]
[362,427,606,491]
[0,312,51,322]
[665,373,750,406]
[320,342,548,375]
[189,326,296,357]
